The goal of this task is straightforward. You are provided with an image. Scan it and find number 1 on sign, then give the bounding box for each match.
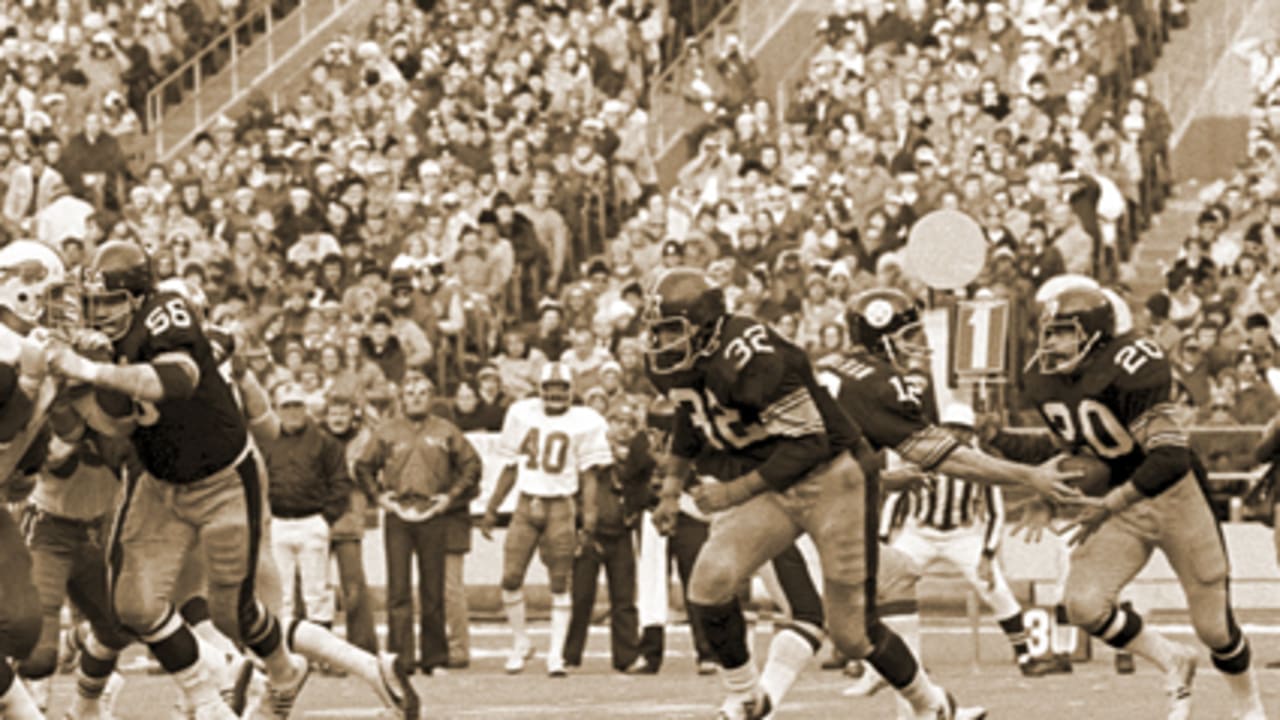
[968,304,991,371]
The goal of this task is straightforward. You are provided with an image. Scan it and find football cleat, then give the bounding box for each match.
[1116,650,1136,674]
[698,660,718,676]
[251,654,310,720]
[1166,649,1196,720]
[222,655,255,716]
[547,655,568,678]
[1020,654,1073,677]
[505,642,535,674]
[956,705,988,720]
[375,652,420,719]
[716,689,772,720]
[841,669,887,697]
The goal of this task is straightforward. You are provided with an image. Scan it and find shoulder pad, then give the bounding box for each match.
[1095,333,1170,392]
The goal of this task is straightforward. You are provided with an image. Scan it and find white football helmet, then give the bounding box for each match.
[0,240,67,325]
[539,362,574,415]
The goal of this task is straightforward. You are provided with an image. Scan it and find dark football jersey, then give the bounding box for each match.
[1021,332,1181,492]
[648,315,861,486]
[817,350,957,470]
[113,290,249,484]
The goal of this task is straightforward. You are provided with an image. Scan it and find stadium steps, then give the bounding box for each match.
[1124,0,1269,301]
[650,0,827,188]
[138,0,381,165]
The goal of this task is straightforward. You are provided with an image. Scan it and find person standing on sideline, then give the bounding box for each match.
[320,393,378,654]
[263,383,353,632]
[356,372,482,676]
[563,403,643,671]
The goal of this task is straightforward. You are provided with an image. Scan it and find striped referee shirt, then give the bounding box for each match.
[880,470,1005,555]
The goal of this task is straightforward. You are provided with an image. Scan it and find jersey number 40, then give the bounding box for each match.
[518,428,570,474]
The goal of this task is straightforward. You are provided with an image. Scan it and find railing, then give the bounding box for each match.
[144,0,356,160]
[646,0,807,160]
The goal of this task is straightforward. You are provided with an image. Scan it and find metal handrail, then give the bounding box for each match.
[144,0,287,132]
[145,0,361,162]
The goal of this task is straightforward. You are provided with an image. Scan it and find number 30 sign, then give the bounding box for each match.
[952,299,1011,378]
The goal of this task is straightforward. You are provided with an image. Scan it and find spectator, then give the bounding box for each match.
[263,383,352,630]
[320,393,378,654]
[356,373,481,676]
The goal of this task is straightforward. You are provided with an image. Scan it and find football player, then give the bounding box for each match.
[987,285,1265,720]
[643,269,1052,720]
[47,241,305,720]
[817,288,1086,719]
[0,240,68,720]
[479,362,613,677]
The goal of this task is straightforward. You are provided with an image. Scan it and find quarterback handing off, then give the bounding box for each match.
[989,286,1267,720]
[46,241,307,720]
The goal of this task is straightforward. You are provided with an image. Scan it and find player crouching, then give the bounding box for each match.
[993,286,1266,720]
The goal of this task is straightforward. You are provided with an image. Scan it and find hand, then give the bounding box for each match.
[71,329,113,362]
[1026,457,1090,507]
[575,528,603,558]
[376,491,401,514]
[1065,503,1111,548]
[478,509,497,541]
[977,553,996,590]
[47,345,101,385]
[691,478,753,514]
[1010,496,1055,544]
[652,495,680,536]
[880,465,928,493]
[419,493,451,521]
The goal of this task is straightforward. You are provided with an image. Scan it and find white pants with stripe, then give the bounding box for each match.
[890,522,1020,619]
[271,514,334,624]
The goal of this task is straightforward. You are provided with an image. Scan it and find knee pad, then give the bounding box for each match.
[15,646,57,680]
[179,596,212,626]
[1211,627,1251,675]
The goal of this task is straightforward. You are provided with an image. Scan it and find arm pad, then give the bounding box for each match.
[1129,445,1191,498]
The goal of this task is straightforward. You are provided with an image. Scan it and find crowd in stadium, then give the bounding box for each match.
[1,0,1280,714]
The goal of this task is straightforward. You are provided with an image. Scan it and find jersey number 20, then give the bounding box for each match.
[519,428,570,474]
[1041,400,1134,459]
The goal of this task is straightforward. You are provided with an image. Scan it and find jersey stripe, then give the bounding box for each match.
[1129,403,1189,451]
[760,387,827,438]
[896,425,960,470]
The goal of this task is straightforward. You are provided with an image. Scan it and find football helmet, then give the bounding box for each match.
[643,267,727,374]
[847,288,931,373]
[539,361,574,415]
[0,240,67,326]
[1035,285,1115,375]
[85,241,152,341]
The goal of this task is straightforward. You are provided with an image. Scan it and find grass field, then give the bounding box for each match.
[34,619,1280,719]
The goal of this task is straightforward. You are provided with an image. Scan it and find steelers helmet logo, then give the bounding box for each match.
[865,299,895,328]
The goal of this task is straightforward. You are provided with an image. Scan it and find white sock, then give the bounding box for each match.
[193,618,241,664]
[1223,666,1264,713]
[719,659,760,697]
[547,593,571,668]
[759,628,816,707]
[171,652,223,711]
[503,589,528,649]
[290,619,380,689]
[0,676,43,720]
[897,666,948,715]
[1123,627,1178,674]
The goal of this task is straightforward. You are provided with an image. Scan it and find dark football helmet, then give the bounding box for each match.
[643,267,727,374]
[540,361,574,415]
[847,288,931,373]
[1035,285,1115,374]
[85,241,152,341]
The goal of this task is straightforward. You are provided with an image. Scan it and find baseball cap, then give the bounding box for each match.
[277,383,307,407]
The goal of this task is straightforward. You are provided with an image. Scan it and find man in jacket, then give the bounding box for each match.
[264,383,353,630]
[356,372,482,676]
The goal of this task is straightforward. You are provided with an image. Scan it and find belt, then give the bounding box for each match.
[520,492,574,500]
[33,509,106,529]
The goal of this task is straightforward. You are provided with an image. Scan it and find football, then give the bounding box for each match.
[1055,453,1113,497]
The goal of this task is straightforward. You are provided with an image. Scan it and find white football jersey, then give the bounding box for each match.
[496,398,613,497]
[0,325,57,484]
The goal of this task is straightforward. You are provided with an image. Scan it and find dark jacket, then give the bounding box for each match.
[263,420,352,523]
